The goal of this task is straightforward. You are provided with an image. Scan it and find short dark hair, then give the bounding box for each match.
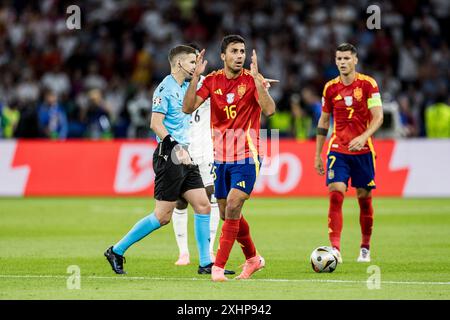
[168,45,197,65]
[336,43,357,55]
[186,43,201,53]
[221,35,245,53]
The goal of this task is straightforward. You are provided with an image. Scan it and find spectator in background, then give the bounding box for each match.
[127,85,152,138]
[0,101,20,138]
[425,91,450,138]
[0,1,447,140]
[301,87,322,138]
[84,62,107,91]
[41,64,71,99]
[15,68,40,105]
[269,74,298,137]
[397,39,420,86]
[103,75,129,138]
[14,99,41,138]
[0,72,17,108]
[291,93,312,140]
[268,109,293,137]
[38,90,68,139]
[397,95,418,137]
[104,75,127,124]
[131,46,153,87]
[84,89,112,139]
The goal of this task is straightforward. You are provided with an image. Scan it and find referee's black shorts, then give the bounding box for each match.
[153,142,204,202]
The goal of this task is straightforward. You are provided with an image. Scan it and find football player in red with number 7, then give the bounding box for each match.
[315,43,384,263]
[183,35,277,281]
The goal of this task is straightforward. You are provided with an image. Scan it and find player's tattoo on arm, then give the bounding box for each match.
[317,127,329,136]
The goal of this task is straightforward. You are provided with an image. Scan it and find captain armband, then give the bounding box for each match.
[316,127,329,136]
[368,93,382,109]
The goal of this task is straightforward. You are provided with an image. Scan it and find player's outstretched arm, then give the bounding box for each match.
[250,50,276,117]
[183,49,207,114]
[348,106,383,152]
[315,112,330,175]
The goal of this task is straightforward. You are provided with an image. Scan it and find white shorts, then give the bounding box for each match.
[192,155,214,187]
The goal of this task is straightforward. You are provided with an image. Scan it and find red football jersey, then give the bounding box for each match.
[322,73,382,155]
[197,68,262,162]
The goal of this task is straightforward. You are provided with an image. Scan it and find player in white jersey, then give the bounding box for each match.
[171,49,221,266]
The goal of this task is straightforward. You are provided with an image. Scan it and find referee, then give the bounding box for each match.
[104,45,234,275]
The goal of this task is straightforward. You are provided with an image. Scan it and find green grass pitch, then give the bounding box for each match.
[0,197,449,300]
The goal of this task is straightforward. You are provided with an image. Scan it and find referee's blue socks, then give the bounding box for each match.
[194,213,212,267]
[113,213,161,256]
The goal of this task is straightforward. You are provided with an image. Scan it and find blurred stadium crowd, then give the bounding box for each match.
[0,0,449,140]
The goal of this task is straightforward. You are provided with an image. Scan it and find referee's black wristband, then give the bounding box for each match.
[162,134,179,152]
[316,127,329,136]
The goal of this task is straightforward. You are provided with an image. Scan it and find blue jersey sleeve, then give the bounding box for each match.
[152,87,170,114]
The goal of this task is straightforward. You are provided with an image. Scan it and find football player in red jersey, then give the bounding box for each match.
[183,35,276,281]
[315,43,384,263]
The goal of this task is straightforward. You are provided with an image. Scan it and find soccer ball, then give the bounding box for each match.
[310,246,338,273]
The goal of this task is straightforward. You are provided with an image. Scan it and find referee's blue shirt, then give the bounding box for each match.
[152,75,190,146]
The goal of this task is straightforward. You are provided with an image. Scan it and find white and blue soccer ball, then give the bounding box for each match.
[310,246,338,273]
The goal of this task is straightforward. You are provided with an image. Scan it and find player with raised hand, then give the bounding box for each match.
[104,45,234,275]
[183,35,277,282]
[314,43,384,263]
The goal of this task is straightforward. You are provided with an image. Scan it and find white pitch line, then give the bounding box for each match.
[87,205,450,215]
[0,274,449,286]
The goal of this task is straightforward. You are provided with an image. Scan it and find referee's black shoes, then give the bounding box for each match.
[198,263,235,275]
[104,246,127,274]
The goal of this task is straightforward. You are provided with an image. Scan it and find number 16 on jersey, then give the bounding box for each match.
[223,105,237,119]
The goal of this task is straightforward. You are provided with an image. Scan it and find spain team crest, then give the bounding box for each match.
[226,93,235,104]
[344,96,353,106]
[237,84,246,98]
[354,87,363,101]
[328,169,335,180]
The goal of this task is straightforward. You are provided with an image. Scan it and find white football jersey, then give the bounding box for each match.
[188,76,213,163]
